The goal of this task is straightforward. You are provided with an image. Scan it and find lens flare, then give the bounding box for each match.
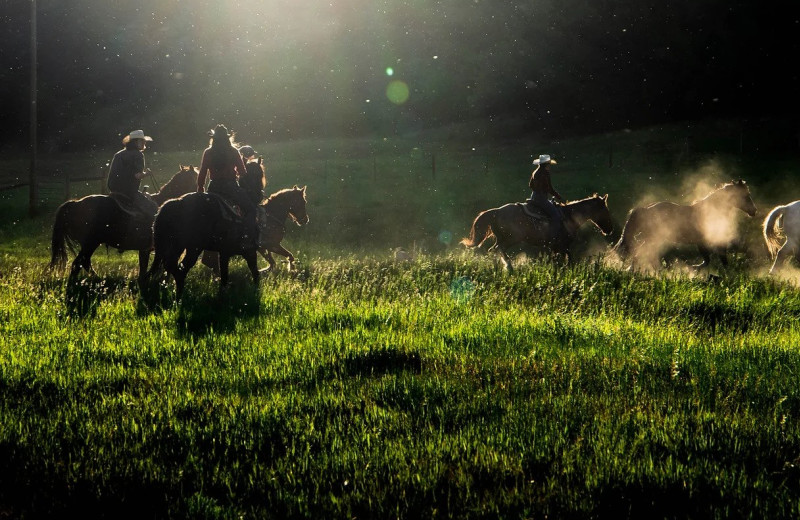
[438,230,452,245]
[450,276,475,303]
[386,80,409,105]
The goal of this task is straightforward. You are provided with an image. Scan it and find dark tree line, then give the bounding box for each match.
[0,0,797,152]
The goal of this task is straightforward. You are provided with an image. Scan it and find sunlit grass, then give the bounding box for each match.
[0,126,798,517]
[1,244,799,518]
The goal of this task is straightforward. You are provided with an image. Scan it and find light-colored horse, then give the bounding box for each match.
[763,200,800,274]
[460,193,613,270]
[612,180,757,271]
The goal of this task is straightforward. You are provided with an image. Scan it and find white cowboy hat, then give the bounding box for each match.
[533,154,556,165]
[238,145,257,158]
[122,129,153,144]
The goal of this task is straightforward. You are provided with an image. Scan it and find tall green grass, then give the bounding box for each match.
[1,123,799,518]
[1,249,799,518]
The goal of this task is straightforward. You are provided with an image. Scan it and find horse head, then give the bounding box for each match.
[151,165,198,205]
[592,194,614,235]
[287,185,309,225]
[570,193,613,235]
[729,179,757,217]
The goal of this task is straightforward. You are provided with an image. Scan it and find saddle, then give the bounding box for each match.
[204,193,244,223]
[109,192,155,220]
[518,201,549,223]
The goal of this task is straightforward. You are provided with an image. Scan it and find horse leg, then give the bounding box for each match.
[218,253,231,289]
[693,246,712,269]
[245,250,260,286]
[269,244,295,271]
[258,247,276,271]
[175,248,202,298]
[718,248,729,268]
[770,242,795,274]
[70,242,101,279]
[201,250,221,276]
[497,246,513,272]
[137,250,150,286]
[180,248,203,275]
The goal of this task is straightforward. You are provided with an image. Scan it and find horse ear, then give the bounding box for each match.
[293,184,298,190]
[302,185,307,192]
[603,193,608,201]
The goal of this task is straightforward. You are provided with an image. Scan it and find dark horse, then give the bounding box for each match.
[612,179,757,271]
[49,165,198,281]
[460,193,613,270]
[146,185,308,297]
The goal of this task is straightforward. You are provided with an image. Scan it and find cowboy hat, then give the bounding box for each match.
[208,124,231,138]
[238,145,257,158]
[122,129,153,144]
[533,154,556,165]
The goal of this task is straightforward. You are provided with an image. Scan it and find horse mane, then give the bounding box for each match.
[261,185,305,206]
[558,193,604,206]
[691,179,747,205]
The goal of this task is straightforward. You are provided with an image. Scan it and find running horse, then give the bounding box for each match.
[763,199,800,274]
[460,193,613,270]
[146,185,308,298]
[49,165,198,282]
[612,179,757,271]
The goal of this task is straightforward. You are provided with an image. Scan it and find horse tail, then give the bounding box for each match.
[460,210,495,248]
[763,205,787,259]
[612,207,642,259]
[49,201,73,270]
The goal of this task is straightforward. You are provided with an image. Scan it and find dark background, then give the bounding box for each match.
[1,0,798,152]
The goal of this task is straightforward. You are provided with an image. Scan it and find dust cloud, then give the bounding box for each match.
[608,158,758,272]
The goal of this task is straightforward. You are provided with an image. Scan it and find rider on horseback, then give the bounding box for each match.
[237,145,266,205]
[197,124,259,249]
[107,129,159,218]
[526,154,567,247]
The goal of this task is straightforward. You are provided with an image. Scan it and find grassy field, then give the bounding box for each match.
[1,121,800,518]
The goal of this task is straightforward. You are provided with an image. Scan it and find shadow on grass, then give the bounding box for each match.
[341,346,422,378]
[137,267,262,338]
[63,273,131,319]
[304,346,423,390]
[175,278,262,339]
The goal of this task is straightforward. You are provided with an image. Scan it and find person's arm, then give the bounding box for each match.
[134,152,146,180]
[233,149,247,179]
[197,149,210,192]
[545,171,563,201]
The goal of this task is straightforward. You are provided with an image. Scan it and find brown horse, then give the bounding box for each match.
[612,179,757,271]
[49,165,198,281]
[257,185,310,271]
[146,185,308,298]
[460,193,613,270]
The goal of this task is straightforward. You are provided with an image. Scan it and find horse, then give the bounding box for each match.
[763,200,800,274]
[146,185,308,298]
[612,179,757,271]
[460,193,613,270]
[49,165,198,282]
[256,185,310,271]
